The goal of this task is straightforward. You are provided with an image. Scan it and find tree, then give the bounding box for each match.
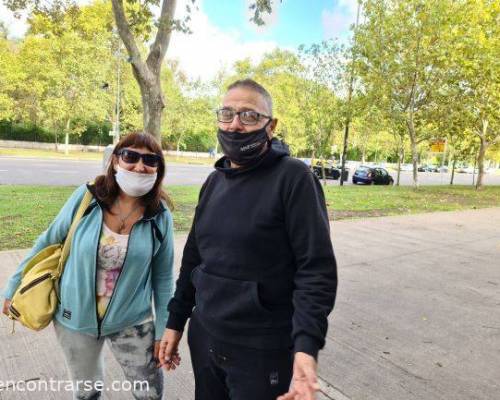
[299,42,343,170]
[452,0,500,189]
[9,1,117,150]
[4,0,282,142]
[0,37,20,121]
[355,0,456,187]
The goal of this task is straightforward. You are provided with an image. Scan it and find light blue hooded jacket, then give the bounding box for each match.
[2,183,175,340]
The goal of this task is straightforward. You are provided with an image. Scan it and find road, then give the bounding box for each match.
[0,157,214,186]
[1,208,499,399]
[1,156,499,186]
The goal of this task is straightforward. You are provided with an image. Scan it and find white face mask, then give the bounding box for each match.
[115,165,158,197]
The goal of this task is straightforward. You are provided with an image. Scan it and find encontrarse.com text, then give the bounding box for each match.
[0,379,149,392]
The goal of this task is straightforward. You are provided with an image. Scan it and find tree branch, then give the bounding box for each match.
[147,0,177,74]
[111,0,149,81]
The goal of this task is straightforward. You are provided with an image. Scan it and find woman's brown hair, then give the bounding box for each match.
[94,132,173,214]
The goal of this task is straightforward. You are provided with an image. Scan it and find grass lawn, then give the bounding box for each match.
[0,147,214,165]
[0,184,499,251]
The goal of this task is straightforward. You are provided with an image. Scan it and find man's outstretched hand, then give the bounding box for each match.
[277,352,320,400]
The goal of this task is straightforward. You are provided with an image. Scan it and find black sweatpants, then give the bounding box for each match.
[187,313,293,400]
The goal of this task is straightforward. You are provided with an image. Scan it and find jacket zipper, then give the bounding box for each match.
[94,210,103,339]
[19,272,52,294]
[96,218,143,339]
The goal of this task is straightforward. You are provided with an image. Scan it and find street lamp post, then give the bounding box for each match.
[113,44,122,145]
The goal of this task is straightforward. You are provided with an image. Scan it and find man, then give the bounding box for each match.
[160,79,337,400]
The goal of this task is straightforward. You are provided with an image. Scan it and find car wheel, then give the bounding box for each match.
[389,178,394,185]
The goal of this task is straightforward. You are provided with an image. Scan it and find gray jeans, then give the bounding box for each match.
[53,319,163,400]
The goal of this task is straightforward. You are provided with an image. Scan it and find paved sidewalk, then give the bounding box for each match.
[1,208,499,399]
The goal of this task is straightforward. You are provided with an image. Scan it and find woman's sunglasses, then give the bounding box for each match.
[117,149,162,168]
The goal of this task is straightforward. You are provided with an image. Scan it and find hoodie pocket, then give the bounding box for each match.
[191,267,273,328]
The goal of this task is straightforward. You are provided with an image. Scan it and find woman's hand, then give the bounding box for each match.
[2,299,11,316]
[159,328,183,371]
[154,341,161,367]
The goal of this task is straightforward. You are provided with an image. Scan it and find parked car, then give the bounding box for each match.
[464,166,479,174]
[418,164,439,172]
[312,160,348,180]
[352,166,394,185]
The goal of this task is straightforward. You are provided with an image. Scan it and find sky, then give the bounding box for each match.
[0,0,358,81]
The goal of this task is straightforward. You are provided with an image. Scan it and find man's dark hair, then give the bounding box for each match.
[226,79,273,115]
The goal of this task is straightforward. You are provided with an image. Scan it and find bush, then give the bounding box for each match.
[0,120,53,142]
[0,120,113,146]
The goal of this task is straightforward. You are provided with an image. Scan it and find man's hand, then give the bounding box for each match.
[159,328,183,371]
[277,352,320,400]
[2,299,11,316]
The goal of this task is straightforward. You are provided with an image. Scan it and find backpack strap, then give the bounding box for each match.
[150,219,164,244]
[55,190,93,278]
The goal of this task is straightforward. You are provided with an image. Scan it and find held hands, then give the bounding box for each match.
[158,328,183,371]
[277,352,320,400]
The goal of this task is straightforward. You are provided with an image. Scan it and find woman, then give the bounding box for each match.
[2,132,179,399]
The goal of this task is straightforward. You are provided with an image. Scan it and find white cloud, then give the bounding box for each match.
[322,0,359,41]
[167,0,279,81]
[1,0,279,82]
[0,4,29,38]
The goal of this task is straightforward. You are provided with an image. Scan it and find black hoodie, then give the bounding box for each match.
[166,139,337,358]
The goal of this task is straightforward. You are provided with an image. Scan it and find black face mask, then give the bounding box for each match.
[217,121,271,166]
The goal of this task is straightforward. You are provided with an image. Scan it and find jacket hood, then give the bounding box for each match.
[214,138,290,177]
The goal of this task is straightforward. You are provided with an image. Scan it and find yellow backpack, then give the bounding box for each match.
[8,190,93,331]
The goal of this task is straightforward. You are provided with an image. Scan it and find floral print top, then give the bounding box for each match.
[96,223,129,319]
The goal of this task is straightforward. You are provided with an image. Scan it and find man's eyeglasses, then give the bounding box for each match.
[216,109,272,126]
[116,149,162,168]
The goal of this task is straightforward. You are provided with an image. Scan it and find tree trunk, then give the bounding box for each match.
[111,0,176,145]
[406,113,419,188]
[176,133,184,158]
[475,136,486,189]
[64,118,71,155]
[137,73,165,142]
[311,149,316,174]
[396,146,403,186]
[450,158,456,185]
[475,119,488,189]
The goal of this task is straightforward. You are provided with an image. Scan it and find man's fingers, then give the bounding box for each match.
[161,341,179,371]
[291,373,319,400]
[164,341,176,360]
[276,389,297,400]
[171,353,181,366]
[303,367,320,391]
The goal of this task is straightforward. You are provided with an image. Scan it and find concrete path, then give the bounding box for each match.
[0,208,499,399]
